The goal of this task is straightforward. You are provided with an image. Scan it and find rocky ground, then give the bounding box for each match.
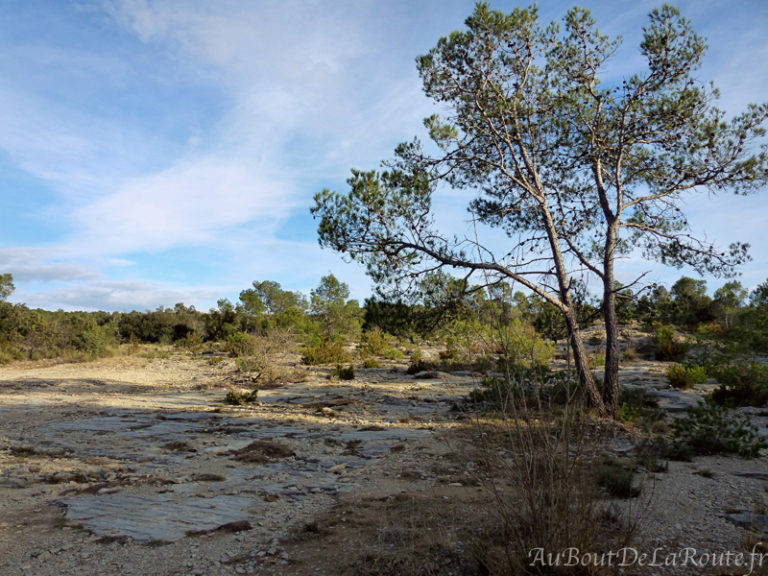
[1,349,768,575]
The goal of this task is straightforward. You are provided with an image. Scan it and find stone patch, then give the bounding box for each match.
[59,492,257,542]
[725,511,768,534]
[42,407,431,543]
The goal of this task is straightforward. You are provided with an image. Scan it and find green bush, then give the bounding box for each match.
[358,328,400,359]
[225,388,259,405]
[588,352,606,369]
[225,332,257,357]
[472,355,496,373]
[597,458,640,498]
[406,359,431,375]
[235,356,266,374]
[331,364,355,380]
[621,347,639,362]
[381,347,404,360]
[671,403,766,458]
[0,345,22,365]
[711,361,768,407]
[653,325,688,362]
[302,335,351,365]
[469,366,580,410]
[666,363,707,389]
[72,325,116,358]
[616,387,663,428]
[587,333,604,346]
[496,318,554,369]
[633,438,670,472]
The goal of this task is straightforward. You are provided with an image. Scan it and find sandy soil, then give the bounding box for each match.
[1,350,767,575]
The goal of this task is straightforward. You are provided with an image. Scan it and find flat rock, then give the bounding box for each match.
[725,511,768,534]
[59,492,258,542]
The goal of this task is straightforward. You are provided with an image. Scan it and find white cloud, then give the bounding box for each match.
[21,280,217,312]
[0,248,100,283]
[69,154,294,256]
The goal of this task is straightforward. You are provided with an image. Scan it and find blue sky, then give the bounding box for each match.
[1,0,767,311]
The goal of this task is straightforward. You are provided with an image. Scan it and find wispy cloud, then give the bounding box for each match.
[0,248,100,283]
[68,154,294,256]
[21,280,220,312]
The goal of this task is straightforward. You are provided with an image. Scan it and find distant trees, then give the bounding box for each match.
[0,273,14,301]
[713,282,748,329]
[310,273,362,340]
[669,277,714,328]
[239,280,308,333]
[750,280,768,308]
[2,266,768,373]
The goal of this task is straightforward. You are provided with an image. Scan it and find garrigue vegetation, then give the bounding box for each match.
[4,269,768,402]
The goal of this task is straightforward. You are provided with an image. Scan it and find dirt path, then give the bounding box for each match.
[2,353,768,575]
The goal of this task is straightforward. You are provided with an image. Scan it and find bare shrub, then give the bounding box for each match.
[471,370,640,574]
[233,330,299,385]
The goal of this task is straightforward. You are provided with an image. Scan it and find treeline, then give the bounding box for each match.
[1,271,768,366]
[0,274,364,364]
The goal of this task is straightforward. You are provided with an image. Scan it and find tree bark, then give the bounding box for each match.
[602,282,620,418]
[563,306,606,416]
[601,226,620,418]
[539,199,608,417]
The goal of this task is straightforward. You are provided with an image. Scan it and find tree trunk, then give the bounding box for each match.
[539,200,608,417]
[563,306,606,416]
[602,283,620,418]
[601,225,620,418]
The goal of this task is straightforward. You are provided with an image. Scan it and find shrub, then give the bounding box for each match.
[633,438,670,472]
[472,371,637,574]
[597,458,641,498]
[469,366,580,410]
[380,347,404,360]
[258,364,308,387]
[653,325,688,362]
[406,359,431,375]
[362,358,380,368]
[438,348,455,360]
[666,363,707,389]
[225,388,259,405]
[588,352,606,369]
[711,361,768,407]
[235,356,265,374]
[496,318,554,369]
[331,364,355,380]
[617,387,663,428]
[225,332,257,357]
[358,328,400,359]
[302,335,351,365]
[587,333,604,346]
[178,331,204,353]
[621,347,639,362]
[72,326,116,357]
[671,403,766,458]
[0,345,22,365]
[472,355,496,373]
